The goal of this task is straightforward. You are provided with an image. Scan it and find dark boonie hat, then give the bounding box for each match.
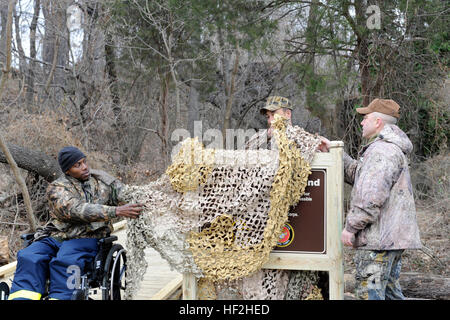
[260,96,293,115]
[356,98,400,118]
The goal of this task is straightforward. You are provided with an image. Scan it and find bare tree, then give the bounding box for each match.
[0,0,37,232]
[25,0,40,108]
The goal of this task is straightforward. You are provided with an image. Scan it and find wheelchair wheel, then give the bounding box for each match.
[102,244,127,300]
[0,282,10,300]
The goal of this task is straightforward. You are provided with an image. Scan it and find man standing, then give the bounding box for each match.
[246,96,329,154]
[245,96,328,300]
[8,146,142,300]
[341,98,422,300]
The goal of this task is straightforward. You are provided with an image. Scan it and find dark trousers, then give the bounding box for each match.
[8,237,98,300]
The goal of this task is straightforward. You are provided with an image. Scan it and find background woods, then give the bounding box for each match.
[0,0,448,298]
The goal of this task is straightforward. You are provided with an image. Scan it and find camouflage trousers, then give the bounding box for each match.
[353,250,405,300]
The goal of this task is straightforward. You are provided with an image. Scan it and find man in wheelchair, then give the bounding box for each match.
[5,146,142,300]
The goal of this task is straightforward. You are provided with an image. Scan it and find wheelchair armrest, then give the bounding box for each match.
[20,233,35,241]
[90,235,118,284]
[20,233,35,248]
[98,236,118,246]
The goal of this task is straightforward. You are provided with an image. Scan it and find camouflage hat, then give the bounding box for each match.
[260,96,293,115]
[356,98,400,118]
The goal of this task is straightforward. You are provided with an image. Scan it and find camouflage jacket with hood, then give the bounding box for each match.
[344,124,422,250]
[34,169,124,241]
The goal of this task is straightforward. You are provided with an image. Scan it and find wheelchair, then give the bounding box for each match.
[0,233,127,300]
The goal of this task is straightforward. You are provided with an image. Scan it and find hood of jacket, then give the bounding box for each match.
[361,124,413,157]
[378,124,413,156]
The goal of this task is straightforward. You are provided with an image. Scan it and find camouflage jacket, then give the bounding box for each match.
[34,169,125,241]
[344,124,422,250]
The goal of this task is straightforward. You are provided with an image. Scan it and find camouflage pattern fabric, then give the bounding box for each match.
[284,270,322,300]
[353,250,405,300]
[343,124,421,250]
[34,169,124,241]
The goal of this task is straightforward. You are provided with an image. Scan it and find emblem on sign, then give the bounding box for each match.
[277,223,294,247]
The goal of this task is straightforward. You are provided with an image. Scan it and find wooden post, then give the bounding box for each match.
[182,273,197,300]
[327,142,344,300]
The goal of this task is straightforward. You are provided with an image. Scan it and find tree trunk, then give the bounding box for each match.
[222,43,240,146]
[305,0,319,112]
[0,1,8,70]
[341,0,371,107]
[13,7,26,77]
[158,72,170,167]
[104,33,121,117]
[161,28,182,129]
[43,30,61,94]
[105,30,129,164]
[354,0,370,107]
[0,0,15,97]
[25,0,40,108]
[187,76,200,137]
[41,0,69,102]
[0,0,38,232]
[0,144,61,182]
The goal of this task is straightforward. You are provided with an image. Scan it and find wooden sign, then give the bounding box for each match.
[262,142,345,300]
[274,169,326,254]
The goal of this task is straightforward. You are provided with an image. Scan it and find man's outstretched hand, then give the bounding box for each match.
[317,137,331,152]
[115,203,143,219]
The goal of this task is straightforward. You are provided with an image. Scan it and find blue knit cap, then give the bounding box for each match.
[58,146,86,173]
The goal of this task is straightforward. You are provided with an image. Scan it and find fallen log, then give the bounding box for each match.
[345,272,450,300]
[399,272,450,300]
[0,144,61,183]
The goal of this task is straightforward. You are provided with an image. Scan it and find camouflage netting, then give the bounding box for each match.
[121,115,321,300]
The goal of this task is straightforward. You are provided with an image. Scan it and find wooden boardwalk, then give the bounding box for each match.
[0,221,182,300]
[114,225,182,300]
